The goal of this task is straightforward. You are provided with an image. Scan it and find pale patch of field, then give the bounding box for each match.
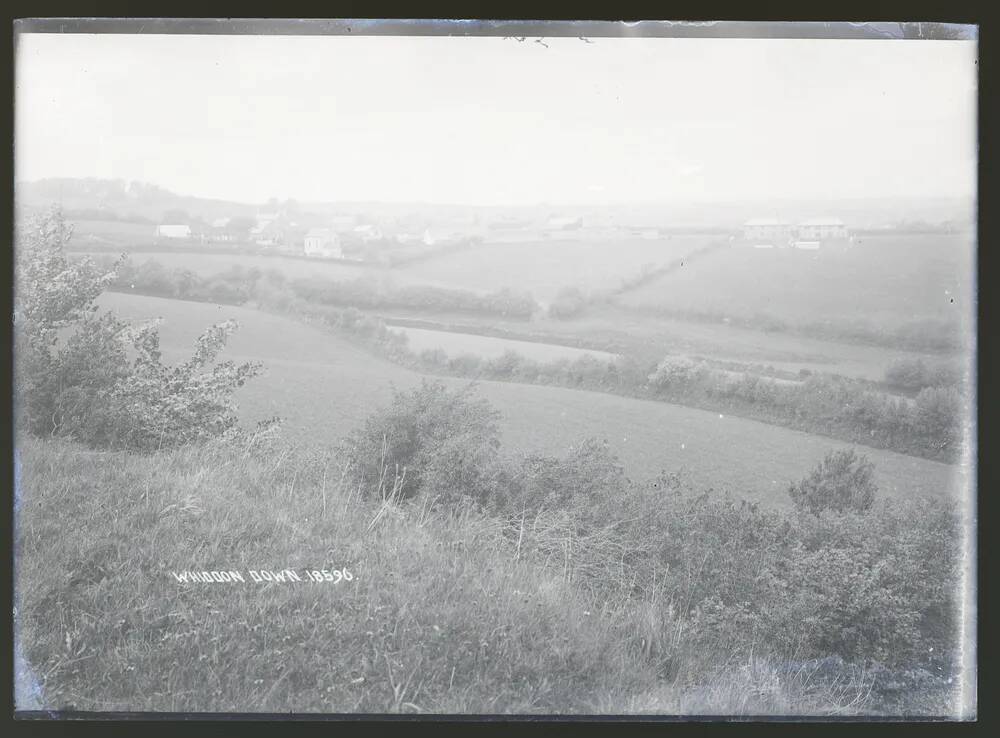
[97,292,964,509]
[389,326,619,363]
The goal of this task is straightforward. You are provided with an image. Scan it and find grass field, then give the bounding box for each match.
[97,292,964,508]
[89,235,717,303]
[396,236,718,303]
[617,234,975,331]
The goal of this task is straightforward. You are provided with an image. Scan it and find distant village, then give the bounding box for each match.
[19,178,974,261]
[149,206,862,261]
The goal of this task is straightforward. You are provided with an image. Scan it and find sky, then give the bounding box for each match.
[15,32,978,206]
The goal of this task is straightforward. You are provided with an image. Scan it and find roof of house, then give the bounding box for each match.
[799,217,846,226]
[744,217,790,226]
[305,227,337,239]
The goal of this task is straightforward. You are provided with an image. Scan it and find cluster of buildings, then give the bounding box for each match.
[153,208,478,261]
[740,217,850,249]
[152,207,853,257]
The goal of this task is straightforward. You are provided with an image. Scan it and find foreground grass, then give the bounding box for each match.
[15,436,940,715]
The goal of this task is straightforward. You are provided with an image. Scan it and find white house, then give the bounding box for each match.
[303,228,342,258]
[155,224,192,239]
[797,217,849,241]
[742,217,793,243]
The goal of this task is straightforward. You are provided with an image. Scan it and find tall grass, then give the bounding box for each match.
[15,433,963,715]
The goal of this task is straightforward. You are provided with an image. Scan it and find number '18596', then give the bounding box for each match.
[304,569,354,583]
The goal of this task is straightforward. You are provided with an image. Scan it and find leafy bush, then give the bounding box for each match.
[913,386,965,458]
[290,276,538,319]
[516,438,630,513]
[788,449,877,515]
[647,355,708,389]
[549,287,589,319]
[343,380,503,502]
[15,209,266,451]
[884,357,963,393]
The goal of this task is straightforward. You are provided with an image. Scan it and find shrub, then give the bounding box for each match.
[14,208,265,451]
[647,355,707,390]
[549,287,589,319]
[884,358,963,393]
[913,386,964,458]
[788,449,877,515]
[343,380,502,501]
[516,438,630,514]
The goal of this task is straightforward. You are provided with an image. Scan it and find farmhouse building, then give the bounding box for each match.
[303,228,342,258]
[797,217,849,240]
[155,224,192,239]
[742,218,794,243]
[742,216,849,247]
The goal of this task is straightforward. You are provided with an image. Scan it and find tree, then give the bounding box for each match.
[788,449,877,515]
[647,355,705,390]
[14,208,266,451]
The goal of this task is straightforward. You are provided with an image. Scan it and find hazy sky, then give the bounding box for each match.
[15,32,978,206]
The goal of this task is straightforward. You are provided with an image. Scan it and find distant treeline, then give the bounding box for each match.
[291,276,536,318]
[107,258,539,319]
[102,256,966,462]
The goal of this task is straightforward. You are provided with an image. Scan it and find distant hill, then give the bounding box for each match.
[15,177,975,232]
[15,178,260,224]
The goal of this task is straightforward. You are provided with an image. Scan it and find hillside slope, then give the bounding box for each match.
[97,292,965,508]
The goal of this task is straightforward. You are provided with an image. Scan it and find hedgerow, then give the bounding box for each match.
[97,254,965,462]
